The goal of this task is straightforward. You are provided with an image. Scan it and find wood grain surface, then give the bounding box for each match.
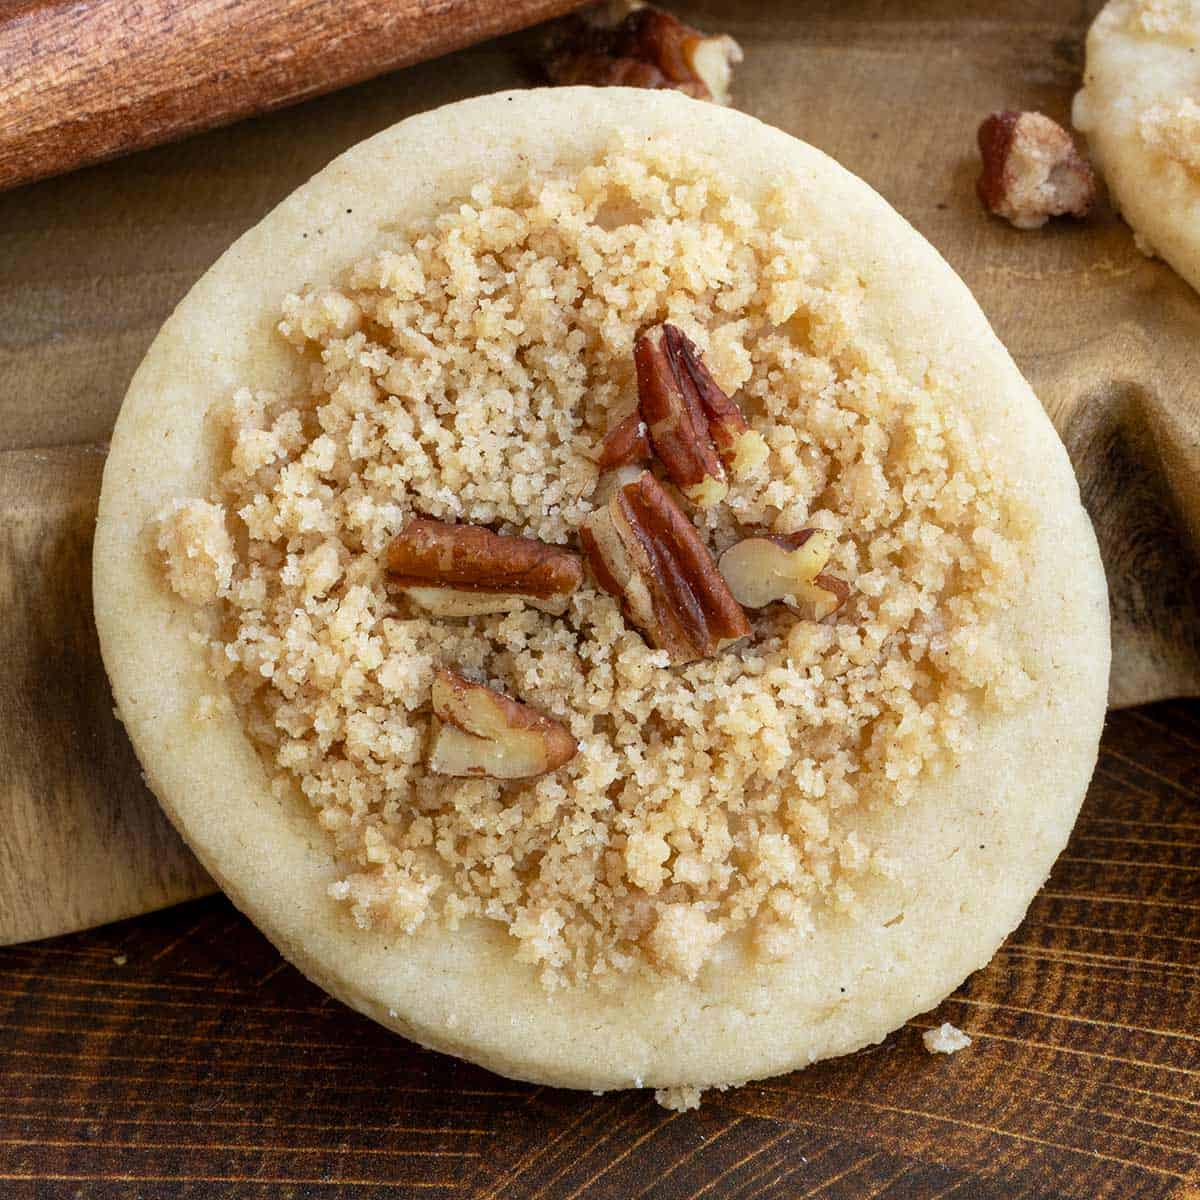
[0,447,214,944]
[0,0,586,191]
[0,701,1197,1198]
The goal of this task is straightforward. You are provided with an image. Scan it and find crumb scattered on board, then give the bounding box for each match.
[655,1084,703,1111]
[923,1022,972,1054]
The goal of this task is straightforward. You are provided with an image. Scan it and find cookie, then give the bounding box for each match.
[94,88,1109,1095]
[1074,0,1200,291]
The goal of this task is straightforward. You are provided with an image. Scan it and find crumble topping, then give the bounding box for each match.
[155,498,235,606]
[153,134,1031,988]
[654,1084,703,1111]
[1127,0,1200,40]
[1139,97,1200,175]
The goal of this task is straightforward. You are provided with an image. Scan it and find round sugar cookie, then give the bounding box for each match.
[1074,0,1200,292]
[94,88,1109,1094]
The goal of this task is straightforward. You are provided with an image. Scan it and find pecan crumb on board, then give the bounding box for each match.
[977,110,1096,229]
[542,2,742,104]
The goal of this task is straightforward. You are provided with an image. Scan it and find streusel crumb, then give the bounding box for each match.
[1140,97,1200,175]
[655,1085,703,1112]
[154,134,1030,988]
[155,498,234,605]
[1127,0,1200,40]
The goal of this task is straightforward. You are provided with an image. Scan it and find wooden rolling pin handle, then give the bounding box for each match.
[0,0,584,193]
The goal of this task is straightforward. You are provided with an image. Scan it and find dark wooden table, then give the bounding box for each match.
[2,701,1198,1199]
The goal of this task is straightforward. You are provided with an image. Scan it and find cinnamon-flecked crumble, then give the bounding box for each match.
[154,136,1032,988]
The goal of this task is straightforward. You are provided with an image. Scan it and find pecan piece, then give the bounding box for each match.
[596,408,652,471]
[581,469,751,664]
[429,669,577,779]
[544,3,743,106]
[635,323,759,508]
[388,519,582,617]
[977,111,1096,230]
[591,462,646,509]
[718,529,850,622]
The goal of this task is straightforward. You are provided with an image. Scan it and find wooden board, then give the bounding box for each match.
[0,9,1197,1193]
[0,447,214,944]
[0,701,1196,1198]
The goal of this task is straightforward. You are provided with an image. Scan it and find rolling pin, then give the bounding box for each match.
[0,0,586,192]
